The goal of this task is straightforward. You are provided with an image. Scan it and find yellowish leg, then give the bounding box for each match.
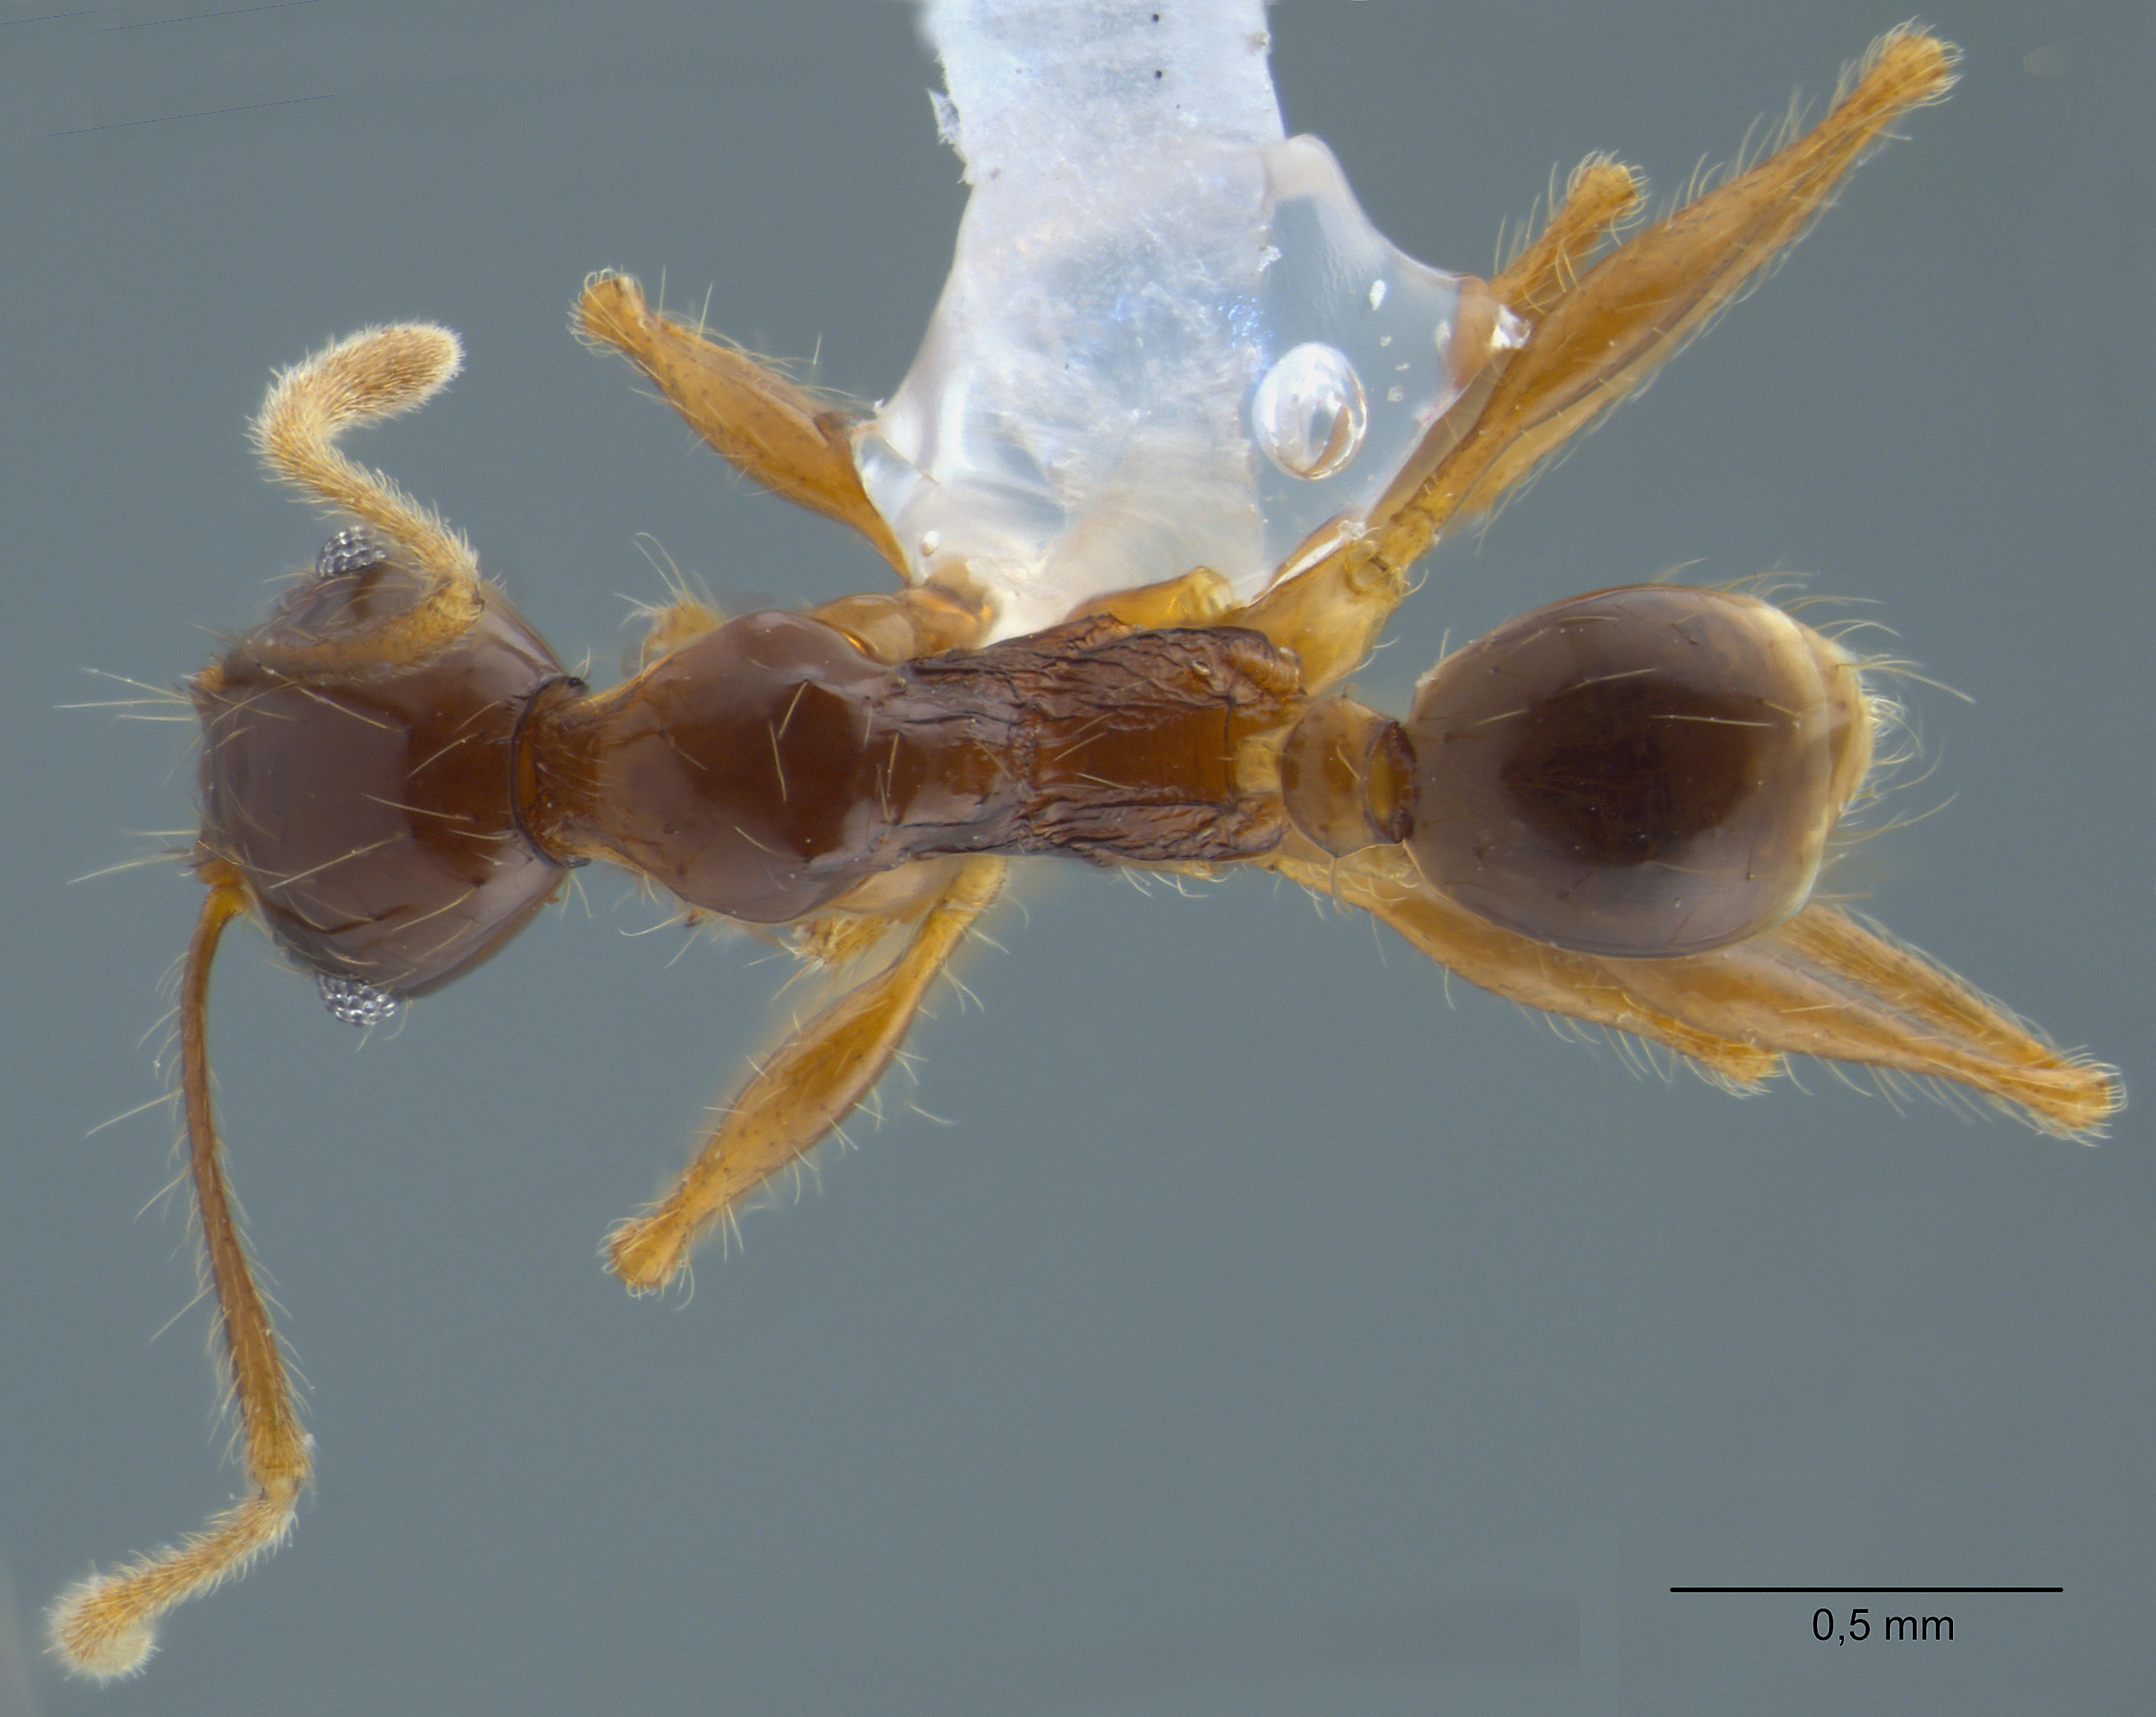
[635,593,728,669]
[1489,154,1644,319]
[808,584,992,664]
[787,861,977,969]
[1070,566,1239,630]
[577,271,909,575]
[633,584,988,673]
[48,875,311,1681]
[1241,28,1960,694]
[1406,28,1959,543]
[607,855,1008,1293]
[1631,906,2120,1135]
[1272,838,1782,1087]
[1275,839,2118,1138]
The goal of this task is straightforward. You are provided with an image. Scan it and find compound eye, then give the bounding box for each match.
[314,525,391,581]
[1401,586,1872,957]
[317,973,401,1027]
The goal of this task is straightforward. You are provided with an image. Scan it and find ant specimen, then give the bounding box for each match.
[49,13,2116,1681]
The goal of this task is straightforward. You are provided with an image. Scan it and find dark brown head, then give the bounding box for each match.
[194,528,574,1019]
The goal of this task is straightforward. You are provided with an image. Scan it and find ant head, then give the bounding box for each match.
[194,528,574,1018]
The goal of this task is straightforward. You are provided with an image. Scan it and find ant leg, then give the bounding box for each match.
[47,872,311,1679]
[577,271,909,575]
[1069,566,1239,630]
[1489,153,1644,319]
[633,592,728,670]
[606,855,1007,1294]
[1269,837,1783,1087]
[806,563,1243,664]
[1619,905,2120,1135]
[1241,28,1959,694]
[1269,838,2119,1136]
[1383,26,1960,560]
[807,584,991,663]
[804,565,1237,671]
[788,861,976,970]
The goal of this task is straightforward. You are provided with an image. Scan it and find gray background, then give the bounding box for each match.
[2,2,2149,1713]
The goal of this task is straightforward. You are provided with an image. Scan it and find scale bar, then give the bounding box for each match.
[1671,1586,2060,1594]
